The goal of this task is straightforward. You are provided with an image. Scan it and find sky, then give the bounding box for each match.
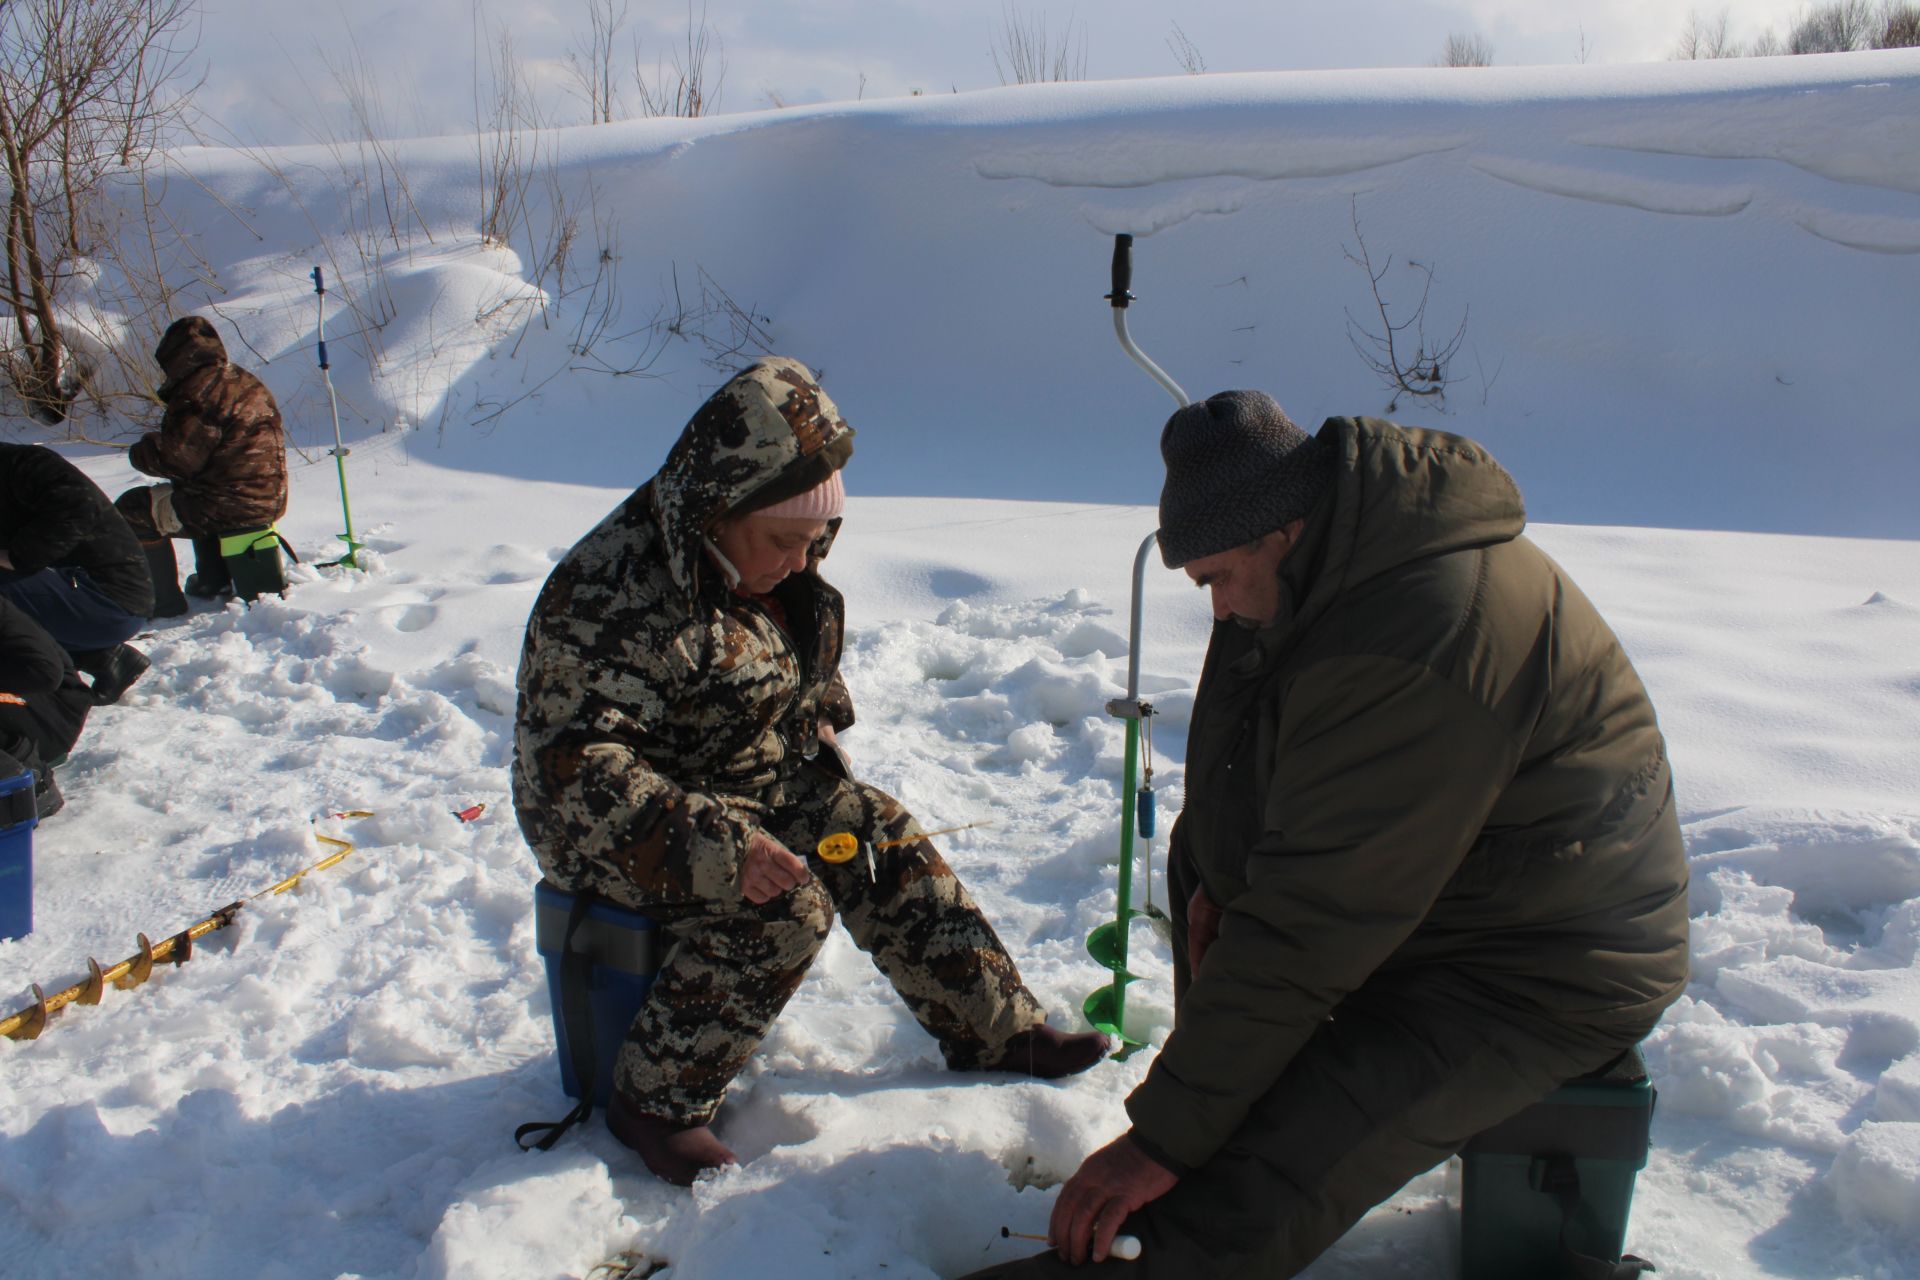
[192,0,1817,142]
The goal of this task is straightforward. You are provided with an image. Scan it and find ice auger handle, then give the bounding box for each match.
[1107,234,1134,308]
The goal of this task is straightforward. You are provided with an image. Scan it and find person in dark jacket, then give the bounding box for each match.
[515,358,1107,1187]
[0,597,92,816]
[968,393,1690,1279]
[0,443,153,704]
[114,315,289,613]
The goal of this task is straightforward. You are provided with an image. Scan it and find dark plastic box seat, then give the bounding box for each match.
[1458,1046,1656,1279]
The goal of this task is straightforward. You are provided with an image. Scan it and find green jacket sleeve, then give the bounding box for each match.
[1125,654,1519,1170]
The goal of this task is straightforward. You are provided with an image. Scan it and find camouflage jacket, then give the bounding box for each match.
[513,359,857,902]
[132,316,288,533]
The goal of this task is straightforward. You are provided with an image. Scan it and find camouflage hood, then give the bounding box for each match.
[650,357,854,599]
[154,316,228,398]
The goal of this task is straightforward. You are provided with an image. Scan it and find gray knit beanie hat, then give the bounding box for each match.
[1157,390,1334,568]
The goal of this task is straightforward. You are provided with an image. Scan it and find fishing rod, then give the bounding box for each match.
[1083,233,1189,1052]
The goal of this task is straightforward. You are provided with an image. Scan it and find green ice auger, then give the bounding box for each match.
[312,266,365,569]
[1082,234,1189,1052]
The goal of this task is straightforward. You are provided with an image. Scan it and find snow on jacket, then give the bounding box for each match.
[130,316,288,532]
[0,443,154,617]
[512,358,857,903]
[1125,417,1691,1172]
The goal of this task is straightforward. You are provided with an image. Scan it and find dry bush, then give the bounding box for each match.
[1437,32,1494,67]
[1879,2,1920,46]
[568,0,628,124]
[1789,0,1878,51]
[0,0,199,429]
[991,3,1087,84]
[634,0,724,118]
[1673,8,1742,58]
[1166,21,1205,74]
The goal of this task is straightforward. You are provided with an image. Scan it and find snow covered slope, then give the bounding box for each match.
[140,51,1920,536]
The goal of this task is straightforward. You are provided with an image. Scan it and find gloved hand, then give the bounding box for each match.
[1187,883,1223,975]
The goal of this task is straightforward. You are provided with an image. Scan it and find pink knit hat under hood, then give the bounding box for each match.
[751,467,845,521]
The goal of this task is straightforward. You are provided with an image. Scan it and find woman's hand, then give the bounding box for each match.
[740,830,810,903]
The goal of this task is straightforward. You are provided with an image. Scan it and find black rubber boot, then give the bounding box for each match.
[183,536,233,599]
[141,538,189,617]
[74,643,151,705]
[34,767,63,818]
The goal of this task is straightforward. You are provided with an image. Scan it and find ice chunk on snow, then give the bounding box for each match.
[1827,1121,1920,1241]
[420,1153,642,1280]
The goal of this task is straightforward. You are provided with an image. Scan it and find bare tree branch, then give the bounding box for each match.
[1342,199,1470,413]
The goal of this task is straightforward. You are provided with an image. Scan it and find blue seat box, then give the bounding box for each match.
[1,770,37,941]
[534,880,659,1105]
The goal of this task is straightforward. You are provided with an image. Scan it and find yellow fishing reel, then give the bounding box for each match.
[816,822,989,880]
[816,832,861,863]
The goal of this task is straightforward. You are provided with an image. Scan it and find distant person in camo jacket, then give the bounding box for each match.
[512,357,1107,1186]
[115,315,288,614]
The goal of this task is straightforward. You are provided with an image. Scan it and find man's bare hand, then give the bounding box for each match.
[1188,884,1223,975]
[1048,1133,1178,1265]
[739,830,810,903]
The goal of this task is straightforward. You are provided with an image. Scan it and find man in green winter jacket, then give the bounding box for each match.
[968,393,1689,1278]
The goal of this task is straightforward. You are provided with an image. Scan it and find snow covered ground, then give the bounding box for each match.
[3,51,1920,1280]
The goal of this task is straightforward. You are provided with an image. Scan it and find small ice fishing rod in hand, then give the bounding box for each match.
[312,265,365,569]
[814,820,992,863]
[816,821,992,883]
[1001,1226,1143,1261]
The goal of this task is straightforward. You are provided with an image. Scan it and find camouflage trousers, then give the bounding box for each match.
[586,761,1044,1124]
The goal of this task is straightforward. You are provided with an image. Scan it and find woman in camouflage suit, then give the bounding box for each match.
[513,358,1106,1185]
